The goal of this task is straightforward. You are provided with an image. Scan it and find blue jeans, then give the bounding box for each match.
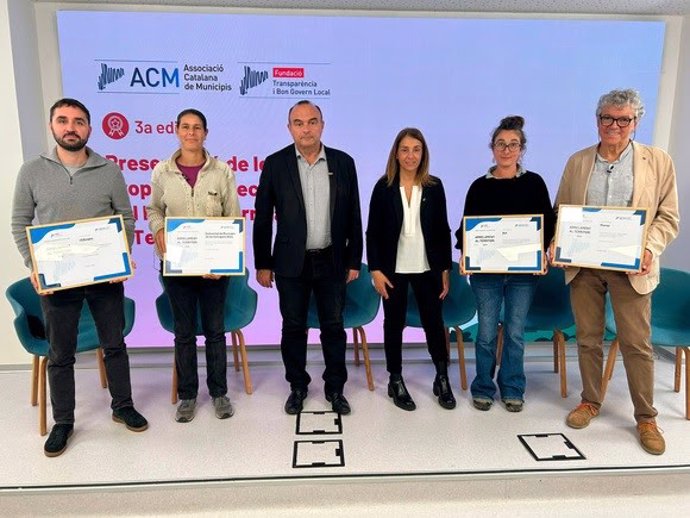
[469,274,538,401]
[275,247,347,395]
[162,275,229,400]
[40,282,133,424]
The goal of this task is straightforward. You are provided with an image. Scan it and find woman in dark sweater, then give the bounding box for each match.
[455,116,555,412]
[367,128,455,411]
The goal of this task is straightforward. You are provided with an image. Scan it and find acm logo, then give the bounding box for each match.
[97,62,180,92]
[130,67,179,88]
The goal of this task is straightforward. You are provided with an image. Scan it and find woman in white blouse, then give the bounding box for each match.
[366,128,454,411]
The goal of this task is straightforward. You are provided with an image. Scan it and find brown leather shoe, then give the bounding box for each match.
[637,422,665,455]
[566,402,599,429]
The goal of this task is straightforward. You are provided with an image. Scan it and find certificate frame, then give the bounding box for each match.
[27,215,133,294]
[552,205,647,272]
[163,217,245,277]
[462,214,544,274]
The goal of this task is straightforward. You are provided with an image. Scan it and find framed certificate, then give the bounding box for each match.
[163,217,245,276]
[463,215,544,273]
[553,205,647,271]
[27,215,133,294]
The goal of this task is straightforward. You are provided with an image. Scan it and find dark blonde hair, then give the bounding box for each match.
[384,127,435,187]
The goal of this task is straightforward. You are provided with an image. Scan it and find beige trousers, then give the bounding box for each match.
[569,268,656,423]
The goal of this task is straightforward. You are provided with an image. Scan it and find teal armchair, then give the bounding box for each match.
[5,277,135,435]
[307,264,380,390]
[155,271,257,402]
[406,262,477,391]
[602,267,690,419]
[523,267,575,398]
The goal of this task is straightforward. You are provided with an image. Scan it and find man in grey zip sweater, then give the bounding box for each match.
[11,98,148,457]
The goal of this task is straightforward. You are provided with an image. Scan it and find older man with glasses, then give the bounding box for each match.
[553,88,679,455]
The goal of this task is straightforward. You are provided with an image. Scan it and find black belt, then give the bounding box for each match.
[306,246,332,256]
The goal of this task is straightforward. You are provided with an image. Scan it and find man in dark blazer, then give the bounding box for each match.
[253,100,363,415]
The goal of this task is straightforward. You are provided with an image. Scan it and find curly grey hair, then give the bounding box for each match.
[596,88,645,120]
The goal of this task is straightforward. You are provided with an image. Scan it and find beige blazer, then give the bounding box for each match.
[554,142,679,294]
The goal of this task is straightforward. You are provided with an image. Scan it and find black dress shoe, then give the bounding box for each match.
[112,406,149,432]
[285,388,308,415]
[326,392,351,415]
[433,374,457,410]
[44,423,73,457]
[387,376,416,411]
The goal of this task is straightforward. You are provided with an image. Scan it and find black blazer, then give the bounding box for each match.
[366,175,452,278]
[253,144,363,277]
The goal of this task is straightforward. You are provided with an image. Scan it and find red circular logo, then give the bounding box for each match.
[102,112,129,140]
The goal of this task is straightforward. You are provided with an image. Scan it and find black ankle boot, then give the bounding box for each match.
[433,362,456,409]
[388,374,416,411]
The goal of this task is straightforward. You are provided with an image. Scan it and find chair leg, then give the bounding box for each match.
[601,339,619,400]
[496,323,504,364]
[353,328,361,366]
[355,326,374,391]
[675,347,682,393]
[558,332,567,398]
[454,326,467,391]
[96,348,108,389]
[31,355,39,406]
[233,330,253,395]
[171,355,178,405]
[553,334,559,373]
[231,333,240,372]
[608,345,617,380]
[39,356,48,436]
[682,347,690,420]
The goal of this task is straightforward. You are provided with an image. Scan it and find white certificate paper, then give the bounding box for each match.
[27,215,132,293]
[553,205,647,271]
[163,217,245,276]
[463,215,544,273]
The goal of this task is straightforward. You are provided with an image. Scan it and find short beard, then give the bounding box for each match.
[53,132,88,152]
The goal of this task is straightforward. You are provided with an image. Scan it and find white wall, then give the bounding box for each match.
[666,13,690,269]
[2,0,39,365]
[1,2,688,366]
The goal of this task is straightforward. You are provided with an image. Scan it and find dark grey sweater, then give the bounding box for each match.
[11,146,135,267]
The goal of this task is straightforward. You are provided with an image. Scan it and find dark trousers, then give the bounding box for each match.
[40,282,133,425]
[162,275,230,400]
[275,247,347,395]
[382,270,448,375]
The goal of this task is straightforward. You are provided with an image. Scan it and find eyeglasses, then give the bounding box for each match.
[493,142,521,152]
[598,115,636,127]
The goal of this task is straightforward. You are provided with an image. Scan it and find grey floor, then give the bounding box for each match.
[1,343,689,516]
